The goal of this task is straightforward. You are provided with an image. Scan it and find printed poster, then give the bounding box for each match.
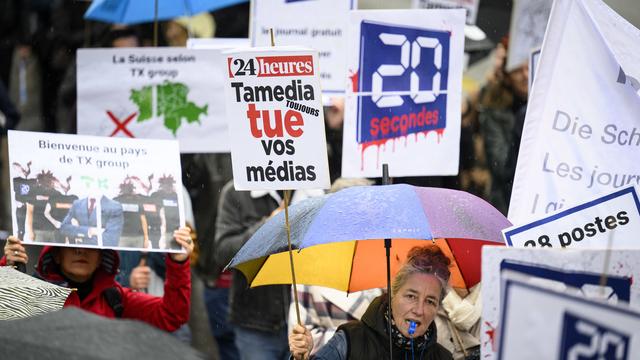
[342,9,465,178]
[509,0,640,224]
[77,47,229,153]
[251,0,355,93]
[480,247,640,359]
[8,130,185,252]
[498,279,640,359]
[222,47,330,190]
[503,186,640,249]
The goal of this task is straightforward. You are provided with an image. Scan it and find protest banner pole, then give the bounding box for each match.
[269,27,302,326]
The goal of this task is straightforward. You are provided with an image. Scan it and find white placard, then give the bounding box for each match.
[498,279,640,360]
[223,47,330,190]
[509,0,640,224]
[251,0,354,93]
[8,130,184,252]
[503,186,640,249]
[506,0,553,71]
[77,47,229,153]
[341,9,465,178]
[412,0,480,25]
[187,38,250,49]
[481,247,640,359]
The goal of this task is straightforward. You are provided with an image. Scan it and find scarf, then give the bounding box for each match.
[384,304,431,351]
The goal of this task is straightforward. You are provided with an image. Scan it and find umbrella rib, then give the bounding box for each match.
[345,241,359,295]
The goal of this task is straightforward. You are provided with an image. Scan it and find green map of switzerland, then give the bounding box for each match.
[129,80,208,135]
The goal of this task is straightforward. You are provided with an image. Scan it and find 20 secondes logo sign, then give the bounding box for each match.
[355,21,450,149]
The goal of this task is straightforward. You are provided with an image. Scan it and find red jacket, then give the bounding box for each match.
[2,247,190,332]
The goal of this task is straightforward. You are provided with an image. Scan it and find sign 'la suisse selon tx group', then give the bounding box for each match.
[223,47,330,191]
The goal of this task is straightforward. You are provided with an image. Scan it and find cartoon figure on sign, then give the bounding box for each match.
[354,21,450,169]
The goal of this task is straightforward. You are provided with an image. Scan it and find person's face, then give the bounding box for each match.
[55,248,101,283]
[391,273,442,338]
[165,22,188,47]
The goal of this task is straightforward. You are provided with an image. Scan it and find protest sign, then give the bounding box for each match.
[506,0,552,71]
[77,47,228,153]
[250,0,354,93]
[497,279,640,360]
[503,186,640,249]
[481,247,640,359]
[187,38,249,49]
[341,9,465,178]
[411,0,480,25]
[222,47,330,190]
[509,0,640,224]
[8,130,184,252]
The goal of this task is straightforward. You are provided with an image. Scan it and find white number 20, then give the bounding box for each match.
[371,33,442,108]
[567,320,626,360]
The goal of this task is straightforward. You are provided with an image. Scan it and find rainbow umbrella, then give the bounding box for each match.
[228,184,511,293]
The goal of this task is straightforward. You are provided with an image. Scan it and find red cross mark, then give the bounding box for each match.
[107,111,137,137]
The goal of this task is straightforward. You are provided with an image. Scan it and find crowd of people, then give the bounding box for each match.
[0,2,531,360]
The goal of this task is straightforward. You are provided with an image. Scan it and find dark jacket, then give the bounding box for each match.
[478,97,527,215]
[214,181,290,332]
[0,246,191,331]
[337,296,452,360]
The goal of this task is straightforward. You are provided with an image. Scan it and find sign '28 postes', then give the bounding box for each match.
[356,21,450,145]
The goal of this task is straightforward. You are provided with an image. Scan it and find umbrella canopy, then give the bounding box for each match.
[84,0,248,25]
[0,266,72,320]
[0,307,205,360]
[229,184,511,292]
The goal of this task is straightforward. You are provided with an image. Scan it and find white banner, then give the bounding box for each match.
[341,9,465,178]
[506,0,552,71]
[480,247,640,359]
[223,47,330,190]
[498,279,640,360]
[503,186,640,249]
[509,0,640,224]
[8,130,184,252]
[77,47,229,153]
[251,0,354,93]
[412,0,480,25]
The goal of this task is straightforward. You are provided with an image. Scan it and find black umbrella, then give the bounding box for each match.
[0,307,205,360]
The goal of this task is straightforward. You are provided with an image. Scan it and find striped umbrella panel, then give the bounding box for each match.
[0,267,72,320]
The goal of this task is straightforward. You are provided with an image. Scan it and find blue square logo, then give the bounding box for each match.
[356,21,450,144]
[559,312,629,359]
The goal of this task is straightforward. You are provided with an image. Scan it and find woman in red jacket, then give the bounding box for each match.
[2,227,193,332]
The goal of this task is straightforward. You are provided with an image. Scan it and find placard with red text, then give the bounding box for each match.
[223,47,330,190]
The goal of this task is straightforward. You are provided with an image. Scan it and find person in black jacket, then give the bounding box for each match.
[215,180,324,360]
[289,245,453,360]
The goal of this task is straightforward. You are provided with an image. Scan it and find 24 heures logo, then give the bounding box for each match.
[227,55,314,78]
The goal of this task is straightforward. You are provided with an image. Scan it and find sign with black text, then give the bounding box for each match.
[8,130,184,252]
[251,0,354,93]
[503,186,640,249]
[223,47,330,190]
[78,48,229,153]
